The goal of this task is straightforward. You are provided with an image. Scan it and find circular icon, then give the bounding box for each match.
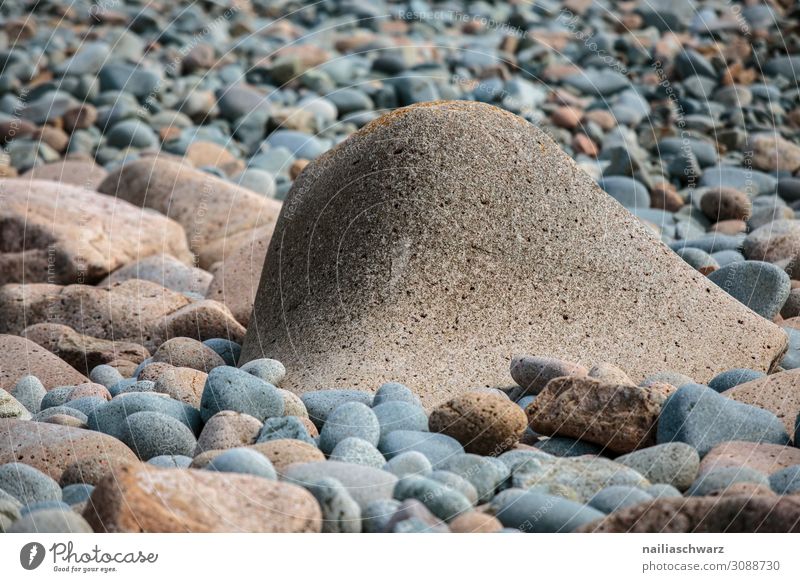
[20,542,46,570]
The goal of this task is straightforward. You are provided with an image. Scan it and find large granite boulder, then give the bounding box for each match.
[240,101,786,406]
[0,178,192,284]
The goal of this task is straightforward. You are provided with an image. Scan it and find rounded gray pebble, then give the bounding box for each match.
[319,401,380,455]
[118,411,197,461]
[0,463,61,506]
[588,485,654,514]
[330,437,385,468]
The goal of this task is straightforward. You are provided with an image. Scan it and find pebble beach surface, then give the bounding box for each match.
[1,0,800,533]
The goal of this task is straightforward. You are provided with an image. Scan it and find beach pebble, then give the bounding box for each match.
[319,402,380,455]
[330,437,385,468]
[200,366,283,423]
[302,476,361,533]
[206,448,277,480]
[118,411,197,461]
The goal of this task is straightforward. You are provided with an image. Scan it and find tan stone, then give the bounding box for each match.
[0,419,136,481]
[83,464,322,532]
[153,367,207,407]
[205,225,272,325]
[136,362,176,382]
[707,483,776,498]
[0,334,88,390]
[0,280,244,352]
[0,178,191,284]
[151,337,224,372]
[21,323,149,375]
[724,370,800,435]
[429,392,527,455]
[449,511,503,533]
[240,102,787,406]
[185,141,242,175]
[700,441,800,476]
[527,377,675,454]
[250,439,325,474]
[59,456,138,486]
[579,495,800,533]
[588,362,635,385]
[751,133,800,174]
[97,157,281,269]
[194,411,262,455]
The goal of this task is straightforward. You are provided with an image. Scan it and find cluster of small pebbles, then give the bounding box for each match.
[1,0,800,533]
[2,349,800,533]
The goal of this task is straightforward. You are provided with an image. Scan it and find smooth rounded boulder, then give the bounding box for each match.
[240,101,786,406]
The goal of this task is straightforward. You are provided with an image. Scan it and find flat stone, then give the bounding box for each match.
[0,419,136,481]
[21,323,149,376]
[579,495,800,532]
[707,261,790,320]
[98,157,281,269]
[283,461,398,510]
[657,384,790,456]
[511,455,650,503]
[240,102,786,405]
[588,485,654,514]
[687,466,769,496]
[0,179,191,284]
[379,430,464,469]
[84,464,321,532]
[0,280,245,352]
[491,489,606,532]
[528,377,674,454]
[723,370,800,435]
[0,335,88,391]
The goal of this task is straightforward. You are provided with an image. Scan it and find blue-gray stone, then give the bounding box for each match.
[55,42,110,76]
[534,437,605,457]
[33,406,88,424]
[362,498,401,533]
[10,375,46,413]
[373,401,428,446]
[780,328,800,370]
[491,489,605,532]
[700,165,777,197]
[656,384,790,456]
[202,339,241,366]
[393,475,472,522]
[257,416,314,444]
[686,467,769,496]
[6,508,92,533]
[675,49,717,79]
[89,364,124,388]
[106,119,159,149]
[147,455,192,469]
[284,461,397,510]
[61,397,106,416]
[383,451,433,478]
[373,382,421,406]
[429,470,479,506]
[200,366,284,423]
[439,453,507,503]
[646,483,683,499]
[302,476,361,533]
[319,402,380,454]
[708,369,766,392]
[675,247,719,273]
[379,430,464,469]
[118,411,197,461]
[0,463,61,506]
[598,175,650,208]
[326,88,373,115]
[669,233,745,254]
[109,379,155,397]
[239,358,285,385]
[769,465,800,494]
[707,261,790,319]
[87,393,202,437]
[265,130,327,159]
[206,448,277,480]
[61,484,95,506]
[330,437,385,468]
[40,387,75,410]
[711,250,745,267]
[301,390,373,430]
[20,500,70,516]
[588,485,654,513]
[232,168,276,198]
[615,442,700,491]
[564,69,630,96]
[98,63,161,98]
